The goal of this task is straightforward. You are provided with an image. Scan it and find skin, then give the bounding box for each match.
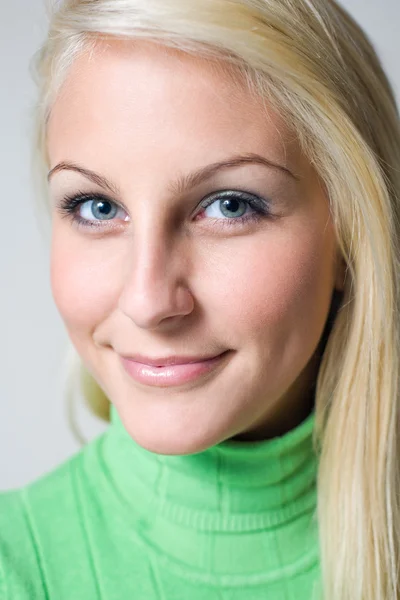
[47,38,345,455]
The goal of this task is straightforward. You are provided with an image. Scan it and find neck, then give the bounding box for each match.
[96,404,320,585]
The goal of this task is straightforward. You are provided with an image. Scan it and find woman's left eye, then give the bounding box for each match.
[57,189,272,231]
[198,190,271,227]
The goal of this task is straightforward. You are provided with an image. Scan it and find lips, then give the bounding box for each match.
[119,351,232,387]
[120,352,228,367]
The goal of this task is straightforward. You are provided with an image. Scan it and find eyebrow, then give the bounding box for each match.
[47,153,301,196]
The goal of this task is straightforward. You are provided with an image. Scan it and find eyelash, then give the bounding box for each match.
[57,189,274,232]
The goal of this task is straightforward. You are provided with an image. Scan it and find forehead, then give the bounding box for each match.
[47,38,302,177]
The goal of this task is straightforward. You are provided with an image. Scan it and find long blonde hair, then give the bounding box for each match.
[30,0,400,598]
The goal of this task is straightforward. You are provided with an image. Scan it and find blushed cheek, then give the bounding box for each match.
[50,237,118,335]
[215,234,336,348]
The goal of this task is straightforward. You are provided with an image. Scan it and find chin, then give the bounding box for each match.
[122,417,226,456]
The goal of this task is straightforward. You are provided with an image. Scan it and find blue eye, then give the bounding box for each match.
[198,190,271,228]
[58,192,128,228]
[57,189,272,231]
[79,198,120,221]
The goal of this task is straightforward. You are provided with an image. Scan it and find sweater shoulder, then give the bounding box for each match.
[0,433,105,599]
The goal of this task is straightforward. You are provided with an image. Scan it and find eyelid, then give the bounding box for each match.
[59,189,263,212]
[58,190,126,215]
[57,186,275,230]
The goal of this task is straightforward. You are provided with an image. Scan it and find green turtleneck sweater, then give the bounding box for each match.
[0,405,321,599]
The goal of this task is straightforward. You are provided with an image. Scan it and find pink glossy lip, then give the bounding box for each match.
[121,353,225,367]
[120,351,231,387]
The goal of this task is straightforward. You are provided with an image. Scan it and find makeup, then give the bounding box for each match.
[120,351,232,387]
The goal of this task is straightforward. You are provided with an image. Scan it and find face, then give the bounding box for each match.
[47,38,344,454]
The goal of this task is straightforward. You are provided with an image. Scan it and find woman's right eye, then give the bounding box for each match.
[58,193,129,228]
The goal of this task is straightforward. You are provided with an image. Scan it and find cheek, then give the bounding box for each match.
[50,218,336,353]
[204,227,336,345]
[50,229,118,333]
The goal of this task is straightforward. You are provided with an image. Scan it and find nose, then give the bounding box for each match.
[117,232,194,330]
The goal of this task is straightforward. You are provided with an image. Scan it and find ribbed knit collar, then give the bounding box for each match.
[99,403,320,585]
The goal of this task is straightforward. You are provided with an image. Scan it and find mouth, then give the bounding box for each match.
[120,350,232,388]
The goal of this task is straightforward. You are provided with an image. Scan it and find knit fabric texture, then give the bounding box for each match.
[0,404,321,599]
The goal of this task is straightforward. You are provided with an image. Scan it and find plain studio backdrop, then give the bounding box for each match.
[1,0,399,490]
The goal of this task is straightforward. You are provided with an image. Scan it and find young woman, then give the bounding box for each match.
[1,0,400,598]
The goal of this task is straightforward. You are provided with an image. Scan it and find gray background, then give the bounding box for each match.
[1,0,399,490]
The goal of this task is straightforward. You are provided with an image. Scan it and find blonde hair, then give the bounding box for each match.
[30,0,400,598]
